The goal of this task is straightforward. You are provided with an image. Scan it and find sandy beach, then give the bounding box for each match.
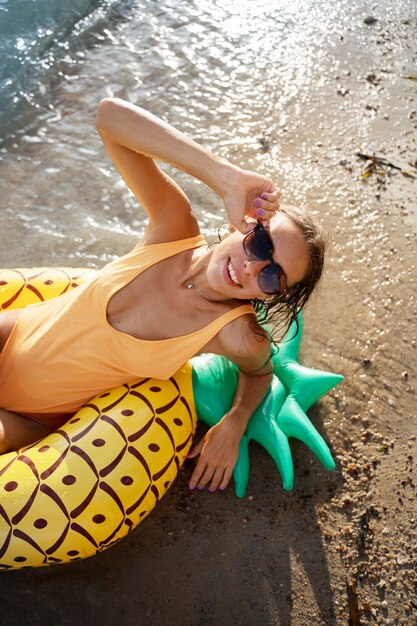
[0,1,416,624]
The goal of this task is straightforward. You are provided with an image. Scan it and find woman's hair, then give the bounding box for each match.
[251,205,326,342]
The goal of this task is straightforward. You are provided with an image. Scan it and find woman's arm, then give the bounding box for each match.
[96,98,280,239]
[187,368,272,492]
[187,321,273,491]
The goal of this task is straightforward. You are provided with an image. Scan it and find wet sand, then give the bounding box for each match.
[1,2,416,625]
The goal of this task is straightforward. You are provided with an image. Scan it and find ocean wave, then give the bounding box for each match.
[0,0,127,136]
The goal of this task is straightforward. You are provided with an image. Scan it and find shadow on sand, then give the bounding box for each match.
[2,411,343,626]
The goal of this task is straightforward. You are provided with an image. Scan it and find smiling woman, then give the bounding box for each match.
[209,205,325,338]
[0,97,325,495]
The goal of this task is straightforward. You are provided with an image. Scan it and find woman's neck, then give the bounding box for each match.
[185,247,228,302]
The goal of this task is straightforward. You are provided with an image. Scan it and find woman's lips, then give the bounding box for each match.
[224,258,242,287]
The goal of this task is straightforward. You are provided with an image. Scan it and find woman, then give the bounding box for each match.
[0,98,324,492]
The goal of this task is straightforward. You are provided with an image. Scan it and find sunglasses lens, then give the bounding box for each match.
[243,224,286,296]
[258,265,279,295]
[244,225,272,260]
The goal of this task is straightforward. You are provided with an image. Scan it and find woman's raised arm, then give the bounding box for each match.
[96,98,280,238]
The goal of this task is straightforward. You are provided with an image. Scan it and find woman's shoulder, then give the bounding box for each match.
[216,309,272,373]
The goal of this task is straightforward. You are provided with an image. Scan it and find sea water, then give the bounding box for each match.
[0,0,132,133]
[0,0,415,269]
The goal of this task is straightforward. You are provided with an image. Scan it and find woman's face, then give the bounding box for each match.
[207,213,310,300]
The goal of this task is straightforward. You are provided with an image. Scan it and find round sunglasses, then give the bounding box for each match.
[243,223,288,295]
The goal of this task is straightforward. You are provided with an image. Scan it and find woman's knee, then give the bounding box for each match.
[0,408,51,454]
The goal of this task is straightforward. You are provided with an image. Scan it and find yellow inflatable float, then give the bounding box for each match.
[0,267,342,570]
[0,268,197,569]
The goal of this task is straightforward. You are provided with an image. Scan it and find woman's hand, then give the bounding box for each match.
[221,168,281,234]
[187,331,273,493]
[187,417,244,492]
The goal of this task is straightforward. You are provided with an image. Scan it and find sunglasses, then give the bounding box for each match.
[243,223,288,295]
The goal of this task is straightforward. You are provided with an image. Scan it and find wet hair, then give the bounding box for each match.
[251,205,326,342]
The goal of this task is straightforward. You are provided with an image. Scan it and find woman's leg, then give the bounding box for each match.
[0,409,54,454]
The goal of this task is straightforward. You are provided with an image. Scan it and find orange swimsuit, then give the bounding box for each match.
[0,235,254,425]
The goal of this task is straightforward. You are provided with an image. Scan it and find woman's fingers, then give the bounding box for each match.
[260,189,281,203]
[254,190,281,218]
[189,456,233,492]
[187,421,240,492]
[192,463,212,490]
[218,467,233,492]
[229,190,282,234]
[208,468,226,492]
[191,464,231,492]
[187,438,204,459]
[223,169,281,233]
[190,461,234,492]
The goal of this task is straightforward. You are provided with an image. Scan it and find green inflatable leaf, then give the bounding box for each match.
[192,312,343,497]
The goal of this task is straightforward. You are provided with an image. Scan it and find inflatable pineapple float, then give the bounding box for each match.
[0,268,342,568]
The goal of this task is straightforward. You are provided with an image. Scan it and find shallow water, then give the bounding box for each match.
[0,0,132,130]
[1,0,415,251]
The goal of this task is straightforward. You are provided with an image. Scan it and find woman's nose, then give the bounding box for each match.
[244,258,271,278]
